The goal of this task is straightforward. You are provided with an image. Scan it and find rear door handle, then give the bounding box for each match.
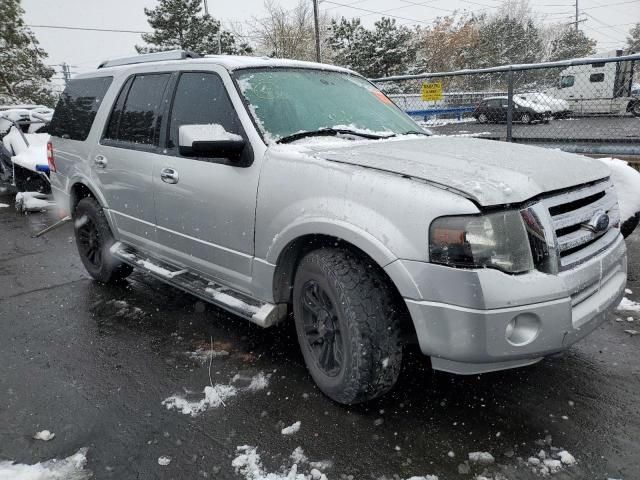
[160,167,179,184]
[94,155,107,168]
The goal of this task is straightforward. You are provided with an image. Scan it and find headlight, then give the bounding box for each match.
[429,211,534,273]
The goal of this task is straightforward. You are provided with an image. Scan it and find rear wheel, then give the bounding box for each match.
[520,113,532,124]
[630,101,640,118]
[477,113,488,124]
[74,197,132,283]
[292,248,403,404]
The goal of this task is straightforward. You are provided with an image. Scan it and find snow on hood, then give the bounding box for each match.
[292,136,611,207]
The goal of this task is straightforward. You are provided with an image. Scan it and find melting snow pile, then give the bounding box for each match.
[162,372,270,416]
[596,157,640,223]
[0,448,91,480]
[232,446,330,480]
[616,297,640,313]
[281,421,301,435]
[33,430,55,441]
[520,436,577,477]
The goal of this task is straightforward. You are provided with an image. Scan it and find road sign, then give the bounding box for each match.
[421,82,443,101]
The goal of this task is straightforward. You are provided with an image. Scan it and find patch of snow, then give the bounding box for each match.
[162,384,238,416]
[33,430,55,441]
[290,447,307,464]
[158,456,171,466]
[0,203,9,208]
[595,157,640,223]
[616,297,640,312]
[187,347,230,365]
[179,124,242,145]
[232,446,329,480]
[625,288,633,294]
[0,448,91,480]
[281,421,301,435]
[558,450,576,466]
[163,372,269,416]
[245,372,269,392]
[624,329,639,336]
[468,452,495,465]
[136,259,173,277]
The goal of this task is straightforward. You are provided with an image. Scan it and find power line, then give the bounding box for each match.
[26,24,150,34]
[582,0,639,10]
[320,0,451,24]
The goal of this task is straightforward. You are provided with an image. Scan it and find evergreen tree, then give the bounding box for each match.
[136,0,252,55]
[473,14,543,68]
[548,27,596,61]
[0,0,56,105]
[327,17,415,77]
[627,23,640,53]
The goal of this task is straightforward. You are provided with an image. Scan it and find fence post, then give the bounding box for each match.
[506,68,513,142]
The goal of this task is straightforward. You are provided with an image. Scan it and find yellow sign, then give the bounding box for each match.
[421,82,443,101]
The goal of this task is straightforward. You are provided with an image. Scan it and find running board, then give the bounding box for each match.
[110,242,286,327]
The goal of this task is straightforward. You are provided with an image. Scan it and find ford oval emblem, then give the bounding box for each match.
[584,211,609,233]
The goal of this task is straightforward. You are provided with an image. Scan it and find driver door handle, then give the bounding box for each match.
[160,167,179,184]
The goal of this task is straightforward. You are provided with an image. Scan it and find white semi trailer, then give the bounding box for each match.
[547,52,639,116]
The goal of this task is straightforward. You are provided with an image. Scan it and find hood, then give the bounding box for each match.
[300,136,610,207]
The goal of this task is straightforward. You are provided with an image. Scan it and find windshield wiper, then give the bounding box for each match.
[276,128,394,144]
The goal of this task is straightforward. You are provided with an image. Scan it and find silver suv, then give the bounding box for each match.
[48,51,627,404]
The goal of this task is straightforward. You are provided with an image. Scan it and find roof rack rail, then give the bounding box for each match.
[97,50,202,69]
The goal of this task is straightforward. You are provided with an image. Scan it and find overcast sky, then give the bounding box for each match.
[22,0,639,82]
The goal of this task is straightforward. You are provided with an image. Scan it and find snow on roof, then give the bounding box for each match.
[85,55,357,77]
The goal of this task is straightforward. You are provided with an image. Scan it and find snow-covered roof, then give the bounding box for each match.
[86,54,357,77]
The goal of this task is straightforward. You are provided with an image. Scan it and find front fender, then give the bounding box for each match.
[265,217,399,268]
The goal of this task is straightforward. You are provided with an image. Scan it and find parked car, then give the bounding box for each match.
[474,96,551,124]
[49,51,626,404]
[516,93,572,118]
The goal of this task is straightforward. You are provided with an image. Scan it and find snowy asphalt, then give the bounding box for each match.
[1,189,640,480]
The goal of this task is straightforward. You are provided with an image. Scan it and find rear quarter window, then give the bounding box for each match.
[49,77,113,141]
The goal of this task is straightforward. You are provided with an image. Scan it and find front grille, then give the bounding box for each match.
[540,178,620,271]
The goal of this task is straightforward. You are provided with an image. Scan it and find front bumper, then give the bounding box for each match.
[391,233,627,375]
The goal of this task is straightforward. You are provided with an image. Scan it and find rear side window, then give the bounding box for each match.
[105,73,171,146]
[590,73,605,83]
[487,99,502,107]
[49,77,113,141]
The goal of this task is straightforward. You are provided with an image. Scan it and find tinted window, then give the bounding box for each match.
[168,72,241,149]
[49,77,112,141]
[105,73,171,145]
[590,73,605,83]
[560,75,575,88]
[487,99,502,107]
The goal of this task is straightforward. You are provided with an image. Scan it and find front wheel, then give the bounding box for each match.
[630,101,640,118]
[292,248,404,404]
[520,113,532,124]
[74,197,133,283]
[477,113,488,124]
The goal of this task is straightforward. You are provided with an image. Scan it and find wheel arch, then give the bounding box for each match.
[270,232,417,342]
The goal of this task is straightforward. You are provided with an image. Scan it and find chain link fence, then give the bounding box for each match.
[372,53,640,158]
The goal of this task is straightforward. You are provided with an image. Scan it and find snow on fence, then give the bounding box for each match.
[373,52,640,157]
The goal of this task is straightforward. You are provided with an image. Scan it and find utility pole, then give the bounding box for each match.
[312,0,321,62]
[203,0,208,15]
[60,63,71,85]
[202,0,221,55]
[575,0,579,31]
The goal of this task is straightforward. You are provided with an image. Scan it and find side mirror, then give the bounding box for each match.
[178,124,245,160]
